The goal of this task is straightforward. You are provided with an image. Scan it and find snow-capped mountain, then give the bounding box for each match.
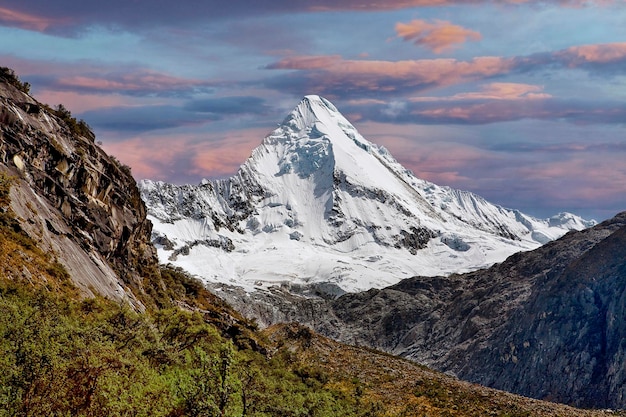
[139,95,595,293]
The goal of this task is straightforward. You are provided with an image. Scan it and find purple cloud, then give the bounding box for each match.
[0,1,617,34]
[79,105,217,133]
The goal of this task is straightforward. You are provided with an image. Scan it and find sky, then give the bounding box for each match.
[1,1,625,221]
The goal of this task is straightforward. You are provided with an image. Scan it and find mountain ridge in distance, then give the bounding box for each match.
[140,95,595,293]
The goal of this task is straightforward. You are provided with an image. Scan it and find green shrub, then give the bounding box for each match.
[53,104,95,141]
[0,67,30,94]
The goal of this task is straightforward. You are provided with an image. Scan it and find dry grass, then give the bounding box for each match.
[265,323,625,417]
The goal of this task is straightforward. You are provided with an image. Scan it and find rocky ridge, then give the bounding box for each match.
[0,73,158,307]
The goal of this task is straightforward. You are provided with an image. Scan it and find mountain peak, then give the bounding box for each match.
[257,95,397,189]
[140,97,594,293]
[296,95,340,120]
[274,95,361,146]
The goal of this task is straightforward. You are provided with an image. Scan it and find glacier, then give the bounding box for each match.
[139,95,595,293]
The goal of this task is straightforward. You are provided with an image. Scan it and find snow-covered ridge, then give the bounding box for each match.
[139,95,595,293]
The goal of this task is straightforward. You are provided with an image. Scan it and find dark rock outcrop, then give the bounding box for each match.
[0,77,159,306]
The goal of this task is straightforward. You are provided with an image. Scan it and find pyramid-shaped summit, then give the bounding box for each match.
[139,96,594,293]
[245,95,396,186]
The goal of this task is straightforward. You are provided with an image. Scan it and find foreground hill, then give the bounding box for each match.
[264,323,624,417]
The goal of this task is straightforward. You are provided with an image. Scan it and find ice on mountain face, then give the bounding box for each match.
[139,95,596,294]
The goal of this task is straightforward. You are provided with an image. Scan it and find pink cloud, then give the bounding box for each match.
[101,128,268,182]
[265,55,343,70]
[556,42,626,66]
[54,70,212,95]
[412,82,551,101]
[451,83,551,100]
[0,56,213,98]
[0,6,69,32]
[396,19,482,53]
[34,90,138,113]
[267,41,626,97]
[268,55,515,93]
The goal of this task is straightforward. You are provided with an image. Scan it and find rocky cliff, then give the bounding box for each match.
[0,70,159,307]
[216,212,626,409]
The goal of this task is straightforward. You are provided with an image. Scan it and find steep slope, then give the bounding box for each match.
[236,212,626,409]
[141,95,593,293]
[264,323,624,417]
[0,71,157,307]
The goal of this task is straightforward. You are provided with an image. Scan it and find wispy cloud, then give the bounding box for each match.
[554,42,626,66]
[0,6,69,32]
[0,1,616,34]
[395,19,482,53]
[266,55,514,97]
[80,96,273,133]
[52,70,214,97]
[265,42,626,98]
[346,95,626,126]
[0,56,215,99]
[412,82,552,101]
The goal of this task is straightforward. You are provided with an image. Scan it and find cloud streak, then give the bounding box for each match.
[0,1,617,34]
[265,42,626,98]
[346,94,626,126]
[0,6,69,32]
[80,96,272,133]
[52,71,214,97]
[1,56,216,100]
[395,19,482,53]
[412,82,552,101]
[266,55,514,97]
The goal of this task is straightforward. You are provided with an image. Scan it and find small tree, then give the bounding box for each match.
[0,67,31,94]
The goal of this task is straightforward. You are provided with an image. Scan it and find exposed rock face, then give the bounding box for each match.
[465,216,626,408]
[217,213,626,409]
[0,79,158,306]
